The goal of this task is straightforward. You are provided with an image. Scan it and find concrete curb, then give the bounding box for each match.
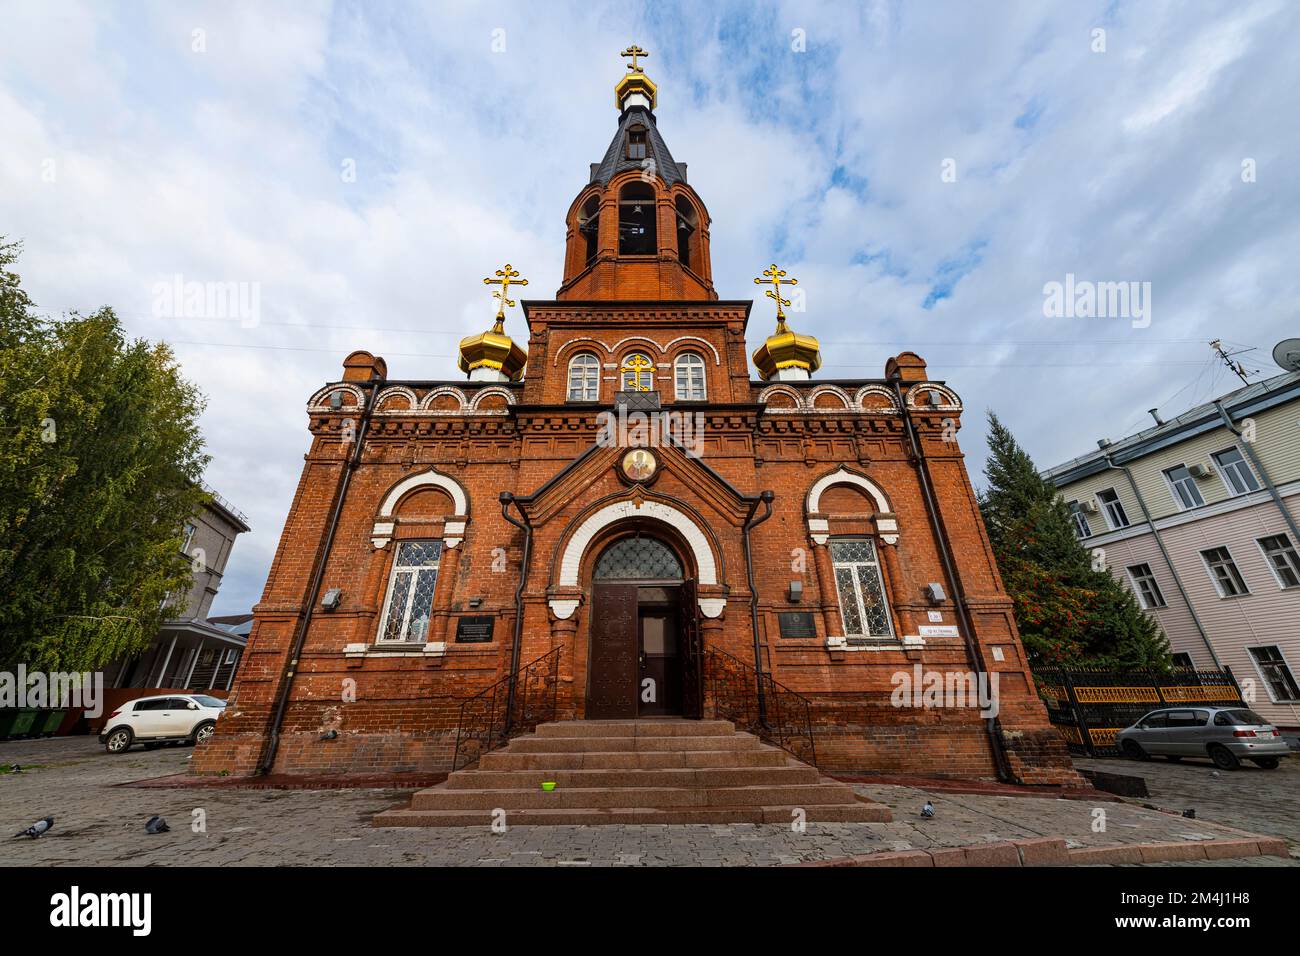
[796,835,1288,867]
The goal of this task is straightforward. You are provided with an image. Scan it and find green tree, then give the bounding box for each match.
[979,411,1169,670]
[0,238,210,671]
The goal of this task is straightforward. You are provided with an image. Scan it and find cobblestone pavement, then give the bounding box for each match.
[1075,753,1300,854]
[1,738,1294,866]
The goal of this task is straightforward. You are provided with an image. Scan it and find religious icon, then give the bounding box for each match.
[621,448,657,482]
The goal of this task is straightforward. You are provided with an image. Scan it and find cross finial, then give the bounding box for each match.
[620,44,649,73]
[482,262,529,328]
[620,353,655,392]
[754,263,798,328]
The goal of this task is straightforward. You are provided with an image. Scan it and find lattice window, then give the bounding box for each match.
[829,538,894,638]
[377,540,442,642]
[593,536,683,580]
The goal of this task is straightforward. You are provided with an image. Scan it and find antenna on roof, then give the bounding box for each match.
[1272,338,1300,373]
[1209,339,1255,385]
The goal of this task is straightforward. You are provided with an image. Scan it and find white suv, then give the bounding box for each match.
[99,694,227,754]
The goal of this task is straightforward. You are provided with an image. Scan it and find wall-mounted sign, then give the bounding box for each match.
[918,625,959,638]
[454,615,495,643]
[777,611,817,638]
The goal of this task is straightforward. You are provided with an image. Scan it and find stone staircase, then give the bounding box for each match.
[374,719,891,826]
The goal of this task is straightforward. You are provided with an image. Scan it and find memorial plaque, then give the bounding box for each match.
[455,615,496,643]
[777,611,817,638]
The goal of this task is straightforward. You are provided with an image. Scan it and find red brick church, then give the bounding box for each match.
[196,50,1078,790]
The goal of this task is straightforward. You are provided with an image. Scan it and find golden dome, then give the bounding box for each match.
[457,318,527,381]
[751,319,822,380]
[616,44,657,111]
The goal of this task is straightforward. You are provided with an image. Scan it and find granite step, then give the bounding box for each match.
[411,782,866,811]
[534,719,737,738]
[445,764,821,791]
[375,803,892,826]
[508,732,762,753]
[477,747,791,771]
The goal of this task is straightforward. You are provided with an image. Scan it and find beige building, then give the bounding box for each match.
[1043,370,1300,730]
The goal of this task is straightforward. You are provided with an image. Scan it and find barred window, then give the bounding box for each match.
[593,536,682,581]
[674,352,706,401]
[377,541,443,642]
[829,538,894,639]
[567,352,600,402]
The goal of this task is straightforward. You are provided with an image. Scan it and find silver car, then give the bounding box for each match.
[1116,706,1290,770]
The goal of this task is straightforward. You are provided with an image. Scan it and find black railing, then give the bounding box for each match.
[704,645,817,768]
[451,647,560,771]
[1036,666,1244,757]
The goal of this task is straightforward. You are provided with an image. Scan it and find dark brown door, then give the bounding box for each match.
[588,582,638,718]
[679,579,703,719]
[638,609,680,716]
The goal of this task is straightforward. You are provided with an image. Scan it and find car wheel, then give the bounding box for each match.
[1208,744,1239,770]
[1250,757,1280,770]
[104,728,133,754]
[191,720,216,746]
[1121,740,1150,761]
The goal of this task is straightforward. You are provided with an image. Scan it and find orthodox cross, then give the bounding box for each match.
[620,44,649,73]
[483,263,528,328]
[754,263,797,329]
[621,353,655,391]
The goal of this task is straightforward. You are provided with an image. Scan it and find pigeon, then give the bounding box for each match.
[1182,809,1195,819]
[319,729,339,741]
[14,816,53,839]
[6,764,20,774]
[145,816,170,834]
[920,801,935,819]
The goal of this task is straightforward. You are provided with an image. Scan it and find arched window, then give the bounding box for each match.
[594,536,683,580]
[674,352,706,401]
[578,195,600,265]
[567,352,600,402]
[619,182,656,255]
[675,196,697,270]
[377,541,443,643]
[621,351,654,391]
[829,538,894,639]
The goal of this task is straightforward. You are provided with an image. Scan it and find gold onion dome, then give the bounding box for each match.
[459,263,529,382]
[750,264,821,380]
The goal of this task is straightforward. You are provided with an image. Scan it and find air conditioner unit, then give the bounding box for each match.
[1081,500,1101,515]
[1187,464,1211,479]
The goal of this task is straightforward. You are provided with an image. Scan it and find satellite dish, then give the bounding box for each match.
[1273,338,1300,372]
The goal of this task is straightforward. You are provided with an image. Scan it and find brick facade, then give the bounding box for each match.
[195,74,1079,787]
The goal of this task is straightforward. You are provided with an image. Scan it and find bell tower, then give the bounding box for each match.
[557,46,716,301]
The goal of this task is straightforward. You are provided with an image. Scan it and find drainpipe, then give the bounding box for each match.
[259,374,383,774]
[1214,401,1300,547]
[742,490,775,726]
[1098,454,1221,668]
[889,376,1013,783]
[499,492,533,737]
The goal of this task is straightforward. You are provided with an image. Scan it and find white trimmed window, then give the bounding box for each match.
[1067,501,1092,538]
[829,538,894,639]
[1126,563,1166,609]
[1248,646,1300,702]
[1164,464,1205,510]
[1258,534,1300,589]
[1200,546,1249,598]
[621,351,654,391]
[674,352,706,400]
[567,352,600,401]
[377,541,443,642]
[1213,447,1260,496]
[1096,488,1129,529]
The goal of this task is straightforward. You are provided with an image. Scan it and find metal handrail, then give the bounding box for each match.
[451,647,560,771]
[704,644,817,768]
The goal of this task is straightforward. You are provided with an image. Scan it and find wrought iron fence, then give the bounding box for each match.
[451,647,560,771]
[1036,666,1244,757]
[704,645,817,768]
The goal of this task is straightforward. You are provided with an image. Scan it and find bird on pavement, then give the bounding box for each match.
[14,817,54,839]
[920,801,935,819]
[145,816,170,834]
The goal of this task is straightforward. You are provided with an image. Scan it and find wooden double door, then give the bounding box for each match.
[588,582,701,719]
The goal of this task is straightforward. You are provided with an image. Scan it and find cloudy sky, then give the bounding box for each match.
[2,0,1296,615]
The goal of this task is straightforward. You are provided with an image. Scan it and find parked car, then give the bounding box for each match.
[99,694,227,754]
[1116,706,1290,770]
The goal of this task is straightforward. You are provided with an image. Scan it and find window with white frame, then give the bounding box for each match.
[1200,546,1249,598]
[829,538,894,639]
[1171,652,1194,669]
[1164,464,1205,510]
[567,352,600,401]
[1258,534,1300,589]
[1067,501,1092,538]
[182,522,198,553]
[1126,562,1167,609]
[1212,446,1260,496]
[1096,488,1130,529]
[377,541,443,642]
[620,351,654,391]
[674,352,706,400]
[1248,645,1300,702]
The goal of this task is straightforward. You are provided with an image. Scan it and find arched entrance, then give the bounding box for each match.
[587,532,697,719]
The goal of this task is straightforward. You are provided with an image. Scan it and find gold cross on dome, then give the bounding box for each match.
[483,263,529,326]
[754,263,798,328]
[620,44,649,73]
[621,353,655,391]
